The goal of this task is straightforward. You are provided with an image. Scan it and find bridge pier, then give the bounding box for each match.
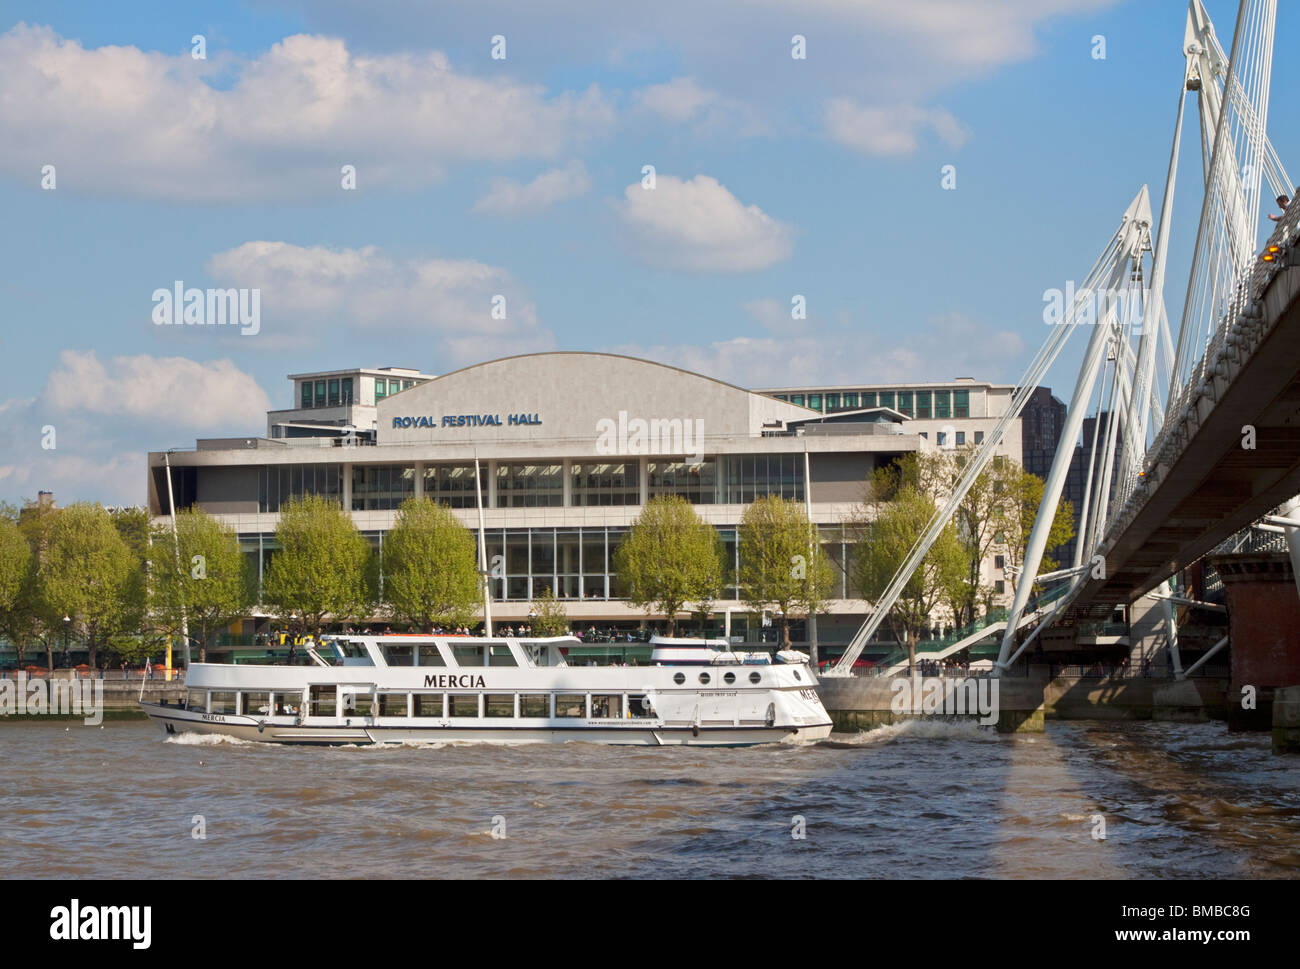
[1274,686,1300,754]
[1209,553,1300,732]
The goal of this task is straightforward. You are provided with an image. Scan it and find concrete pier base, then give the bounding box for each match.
[1273,685,1300,754]
[1152,678,1208,722]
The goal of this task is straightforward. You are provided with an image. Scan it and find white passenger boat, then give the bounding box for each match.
[140,634,833,746]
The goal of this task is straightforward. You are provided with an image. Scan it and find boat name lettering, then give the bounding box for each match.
[201,714,227,723]
[423,674,486,688]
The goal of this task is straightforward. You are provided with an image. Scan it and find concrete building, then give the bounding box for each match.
[148,354,1027,642]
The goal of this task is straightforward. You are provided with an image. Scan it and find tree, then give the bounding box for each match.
[0,517,32,665]
[530,587,570,637]
[738,496,834,649]
[38,503,134,669]
[13,497,62,670]
[850,486,967,673]
[148,508,251,663]
[1003,471,1076,600]
[613,496,723,635]
[382,498,480,630]
[262,495,373,636]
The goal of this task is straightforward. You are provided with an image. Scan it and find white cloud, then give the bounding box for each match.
[616,174,793,273]
[43,352,272,429]
[824,99,970,157]
[608,310,1025,387]
[636,77,717,123]
[473,161,591,215]
[0,24,614,201]
[206,241,552,360]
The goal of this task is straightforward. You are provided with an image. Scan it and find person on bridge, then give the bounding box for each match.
[1269,193,1291,222]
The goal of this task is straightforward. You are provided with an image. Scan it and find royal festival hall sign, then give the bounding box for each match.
[393,413,542,429]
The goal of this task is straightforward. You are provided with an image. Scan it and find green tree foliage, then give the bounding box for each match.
[738,496,834,649]
[613,496,723,635]
[1003,472,1076,599]
[530,587,570,637]
[262,495,373,635]
[382,498,480,630]
[38,502,134,669]
[850,486,967,672]
[0,516,32,665]
[148,508,251,663]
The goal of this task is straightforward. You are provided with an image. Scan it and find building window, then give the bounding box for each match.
[373,378,386,400]
[300,382,312,409]
[648,459,716,504]
[328,379,340,407]
[719,454,803,503]
[861,392,877,408]
[995,555,1005,569]
[934,390,951,419]
[956,431,966,445]
[351,465,415,511]
[954,389,970,418]
[825,393,841,411]
[808,394,823,412]
[937,432,947,447]
[389,379,402,396]
[423,464,479,508]
[314,380,326,408]
[995,580,1006,594]
[790,394,805,407]
[896,391,913,417]
[495,462,563,508]
[843,393,859,408]
[775,394,788,401]
[341,377,353,405]
[258,464,342,513]
[571,462,639,506]
[975,431,984,445]
[878,391,895,410]
[915,390,932,419]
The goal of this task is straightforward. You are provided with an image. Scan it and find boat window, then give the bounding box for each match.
[519,694,549,717]
[378,693,409,717]
[449,694,480,717]
[417,644,445,666]
[555,694,585,718]
[210,691,237,715]
[336,640,374,666]
[382,643,414,666]
[723,672,735,685]
[590,694,622,719]
[485,694,515,717]
[309,685,336,717]
[749,672,761,684]
[627,694,654,719]
[673,673,685,685]
[342,692,373,717]
[186,690,207,712]
[698,673,711,685]
[242,691,271,716]
[452,644,486,667]
[488,645,517,667]
[273,692,301,716]
[414,694,444,717]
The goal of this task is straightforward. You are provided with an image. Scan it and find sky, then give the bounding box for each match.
[0,0,1296,506]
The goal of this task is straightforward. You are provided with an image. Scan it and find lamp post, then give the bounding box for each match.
[62,615,70,669]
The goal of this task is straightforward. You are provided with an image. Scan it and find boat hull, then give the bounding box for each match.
[141,702,830,746]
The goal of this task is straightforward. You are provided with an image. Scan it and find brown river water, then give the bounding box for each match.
[2,719,1298,878]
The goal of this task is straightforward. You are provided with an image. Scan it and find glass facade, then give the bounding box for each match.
[352,464,415,510]
[570,461,639,506]
[496,462,563,507]
[767,386,984,421]
[647,459,716,504]
[258,464,341,513]
[423,463,480,508]
[718,453,803,503]
[297,375,354,408]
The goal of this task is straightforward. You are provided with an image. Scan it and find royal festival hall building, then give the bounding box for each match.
[147,353,1027,646]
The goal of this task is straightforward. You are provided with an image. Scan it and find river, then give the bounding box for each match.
[2,719,1298,878]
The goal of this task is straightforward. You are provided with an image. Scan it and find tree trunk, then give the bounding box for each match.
[907,634,917,675]
[666,614,676,636]
[45,641,53,673]
[780,614,791,649]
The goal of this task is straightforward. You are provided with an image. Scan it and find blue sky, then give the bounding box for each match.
[0,0,1296,505]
